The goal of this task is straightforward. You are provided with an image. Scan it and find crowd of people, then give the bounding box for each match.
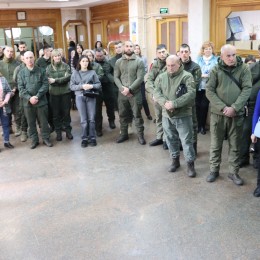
[0,39,259,197]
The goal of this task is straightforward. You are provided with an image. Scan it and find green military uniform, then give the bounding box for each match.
[240,61,260,166]
[146,57,167,140]
[206,56,252,175]
[182,57,202,149]
[17,66,50,143]
[114,53,145,137]
[109,53,122,111]
[13,63,28,135]
[95,58,115,133]
[92,61,104,80]
[0,57,20,131]
[36,57,51,70]
[154,64,196,162]
[46,61,72,134]
[35,56,53,130]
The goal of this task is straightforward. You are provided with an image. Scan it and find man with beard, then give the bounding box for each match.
[146,44,169,149]
[179,43,202,155]
[16,41,28,62]
[0,46,20,135]
[114,40,146,144]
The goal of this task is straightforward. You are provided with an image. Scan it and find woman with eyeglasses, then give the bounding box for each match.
[70,55,101,148]
[196,41,218,135]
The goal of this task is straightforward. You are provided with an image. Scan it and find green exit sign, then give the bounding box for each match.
[160,8,168,14]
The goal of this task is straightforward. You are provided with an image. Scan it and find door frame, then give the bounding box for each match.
[157,15,188,54]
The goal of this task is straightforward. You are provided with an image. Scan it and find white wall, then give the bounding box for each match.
[188,0,210,60]
[227,11,260,40]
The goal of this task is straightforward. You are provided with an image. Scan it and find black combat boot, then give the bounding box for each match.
[187,161,196,177]
[193,142,197,156]
[168,156,180,172]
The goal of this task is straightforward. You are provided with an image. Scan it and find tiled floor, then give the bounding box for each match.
[0,109,259,259]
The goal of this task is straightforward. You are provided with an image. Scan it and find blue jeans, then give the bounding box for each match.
[76,95,96,141]
[0,108,10,143]
[162,116,195,162]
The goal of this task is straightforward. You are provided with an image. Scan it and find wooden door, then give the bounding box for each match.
[90,21,103,49]
[157,17,188,54]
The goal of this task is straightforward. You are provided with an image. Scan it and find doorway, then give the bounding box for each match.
[63,20,88,59]
[0,26,54,58]
[157,16,188,54]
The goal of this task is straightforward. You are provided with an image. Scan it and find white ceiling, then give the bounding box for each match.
[0,0,119,9]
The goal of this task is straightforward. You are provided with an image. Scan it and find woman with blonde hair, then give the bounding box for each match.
[196,41,218,134]
[46,49,72,141]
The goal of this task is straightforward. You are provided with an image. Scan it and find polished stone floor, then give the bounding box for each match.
[0,109,259,260]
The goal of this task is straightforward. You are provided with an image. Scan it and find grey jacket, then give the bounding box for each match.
[70,70,101,96]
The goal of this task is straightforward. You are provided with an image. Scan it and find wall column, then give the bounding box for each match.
[128,0,146,52]
[188,0,210,59]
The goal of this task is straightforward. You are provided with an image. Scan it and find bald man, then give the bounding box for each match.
[154,55,197,177]
[206,44,252,185]
[18,51,52,149]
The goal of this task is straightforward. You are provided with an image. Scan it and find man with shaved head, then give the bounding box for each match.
[18,51,52,149]
[206,44,252,186]
[154,55,197,177]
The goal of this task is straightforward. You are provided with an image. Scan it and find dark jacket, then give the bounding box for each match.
[36,57,51,70]
[46,62,71,96]
[109,54,122,70]
[154,64,195,118]
[95,59,114,85]
[182,57,202,90]
[17,66,49,107]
